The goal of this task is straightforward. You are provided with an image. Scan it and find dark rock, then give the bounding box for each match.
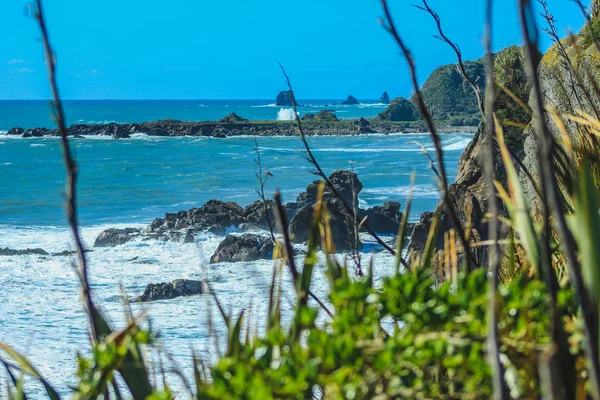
[407,212,434,254]
[242,200,276,230]
[361,202,403,234]
[7,127,24,136]
[296,170,363,208]
[94,228,142,247]
[210,233,274,263]
[340,95,360,105]
[289,199,362,252]
[146,200,246,240]
[301,113,315,121]
[313,110,339,121]
[108,122,130,139]
[379,92,390,104]
[353,117,375,134]
[377,98,421,121]
[276,90,295,106]
[135,279,204,302]
[0,247,48,256]
[219,113,249,124]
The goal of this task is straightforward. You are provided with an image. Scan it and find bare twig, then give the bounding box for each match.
[254,138,276,243]
[277,62,409,269]
[379,0,474,271]
[33,0,108,343]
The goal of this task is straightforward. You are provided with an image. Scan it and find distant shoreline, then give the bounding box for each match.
[2,118,478,139]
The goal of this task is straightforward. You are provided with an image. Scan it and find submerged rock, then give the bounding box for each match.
[135,279,204,302]
[0,247,48,256]
[94,228,143,247]
[276,90,295,106]
[210,233,274,263]
[340,95,360,105]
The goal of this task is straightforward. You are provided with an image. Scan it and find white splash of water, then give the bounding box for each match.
[276,108,298,121]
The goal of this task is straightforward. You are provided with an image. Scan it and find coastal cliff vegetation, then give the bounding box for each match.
[5,0,600,399]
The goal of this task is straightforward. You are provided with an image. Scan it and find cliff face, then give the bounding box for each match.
[408,46,535,267]
[520,33,600,209]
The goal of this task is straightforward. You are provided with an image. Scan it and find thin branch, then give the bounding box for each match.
[34,0,107,343]
[254,138,276,243]
[379,0,474,271]
[277,62,409,269]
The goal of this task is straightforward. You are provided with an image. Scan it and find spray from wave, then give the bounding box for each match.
[276,108,298,121]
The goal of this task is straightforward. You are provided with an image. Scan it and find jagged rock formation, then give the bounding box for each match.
[210,234,274,263]
[276,90,295,106]
[219,113,249,123]
[379,91,390,104]
[340,95,360,105]
[377,98,421,121]
[353,117,375,133]
[135,279,204,302]
[407,45,536,268]
[94,228,143,247]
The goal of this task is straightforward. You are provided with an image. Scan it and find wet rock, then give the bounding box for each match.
[242,200,276,230]
[94,228,142,247]
[407,212,434,254]
[135,279,204,302]
[210,233,274,263]
[301,113,315,121]
[289,199,361,252]
[296,170,363,208]
[361,202,403,234]
[7,127,24,136]
[147,200,246,239]
[0,247,48,256]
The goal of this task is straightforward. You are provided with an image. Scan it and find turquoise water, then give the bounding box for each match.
[0,132,472,397]
[0,99,388,130]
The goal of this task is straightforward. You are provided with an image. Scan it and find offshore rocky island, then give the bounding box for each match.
[4,53,487,139]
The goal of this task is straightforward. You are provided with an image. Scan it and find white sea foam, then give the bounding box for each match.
[0,222,398,396]
[362,184,441,199]
[251,103,277,108]
[276,108,298,121]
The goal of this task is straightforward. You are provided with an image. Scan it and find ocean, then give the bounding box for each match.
[0,99,390,130]
[0,101,473,397]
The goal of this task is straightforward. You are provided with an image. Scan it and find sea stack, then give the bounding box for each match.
[379,91,390,104]
[275,90,295,106]
[340,95,360,105]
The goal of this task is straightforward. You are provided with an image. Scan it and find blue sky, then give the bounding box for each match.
[0,0,589,100]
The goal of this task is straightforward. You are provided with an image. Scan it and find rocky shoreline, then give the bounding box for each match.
[3,117,477,139]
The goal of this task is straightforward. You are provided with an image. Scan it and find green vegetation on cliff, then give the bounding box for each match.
[415,58,485,119]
